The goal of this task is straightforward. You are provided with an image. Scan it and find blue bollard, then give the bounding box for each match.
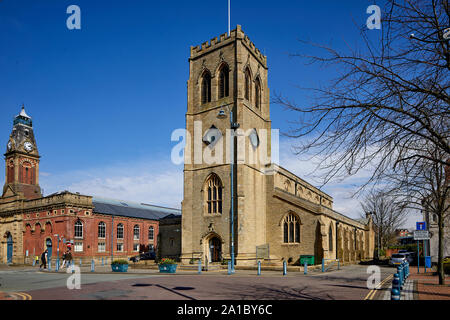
[71,260,75,273]
[198,259,202,274]
[102,257,104,266]
[338,259,340,270]
[283,261,287,276]
[391,288,400,300]
[32,258,36,267]
[304,261,308,275]
[393,273,401,291]
[79,259,82,267]
[55,260,59,272]
[228,260,232,275]
[257,261,261,276]
[91,259,95,272]
[48,259,52,271]
[322,258,325,272]
[397,266,403,288]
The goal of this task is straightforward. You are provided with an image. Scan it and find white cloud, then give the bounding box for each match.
[40,158,183,209]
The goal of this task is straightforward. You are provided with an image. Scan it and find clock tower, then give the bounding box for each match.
[2,106,42,200]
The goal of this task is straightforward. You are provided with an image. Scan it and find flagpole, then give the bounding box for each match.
[228,0,230,36]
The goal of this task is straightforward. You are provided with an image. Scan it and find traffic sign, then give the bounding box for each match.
[416,222,426,230]
[413,230,430,240]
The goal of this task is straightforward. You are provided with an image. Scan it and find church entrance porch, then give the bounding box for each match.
[209,237,221,263]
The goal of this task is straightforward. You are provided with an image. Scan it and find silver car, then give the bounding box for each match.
[390,253,408,266]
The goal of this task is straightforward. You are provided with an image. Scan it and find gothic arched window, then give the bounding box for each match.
[218,64,229,99]
[255,77,261,109]
[283,213,300,243]
[205,174,223,214]
[74,220,83,239]
[329,225,333,251]
[98,222,106,238]
[201,71,211,104]
[244,68,251,101]
[117,223,124,239]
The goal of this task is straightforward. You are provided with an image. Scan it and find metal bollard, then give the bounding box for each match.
[338,259,340,270]
[391,288,400,300]
[72,260,75,273]
[48,260,52,271]
[91,259,95,272]
[393,273,401,291]
[257,260,261,276]
[304,261,308,275]
[322,258,325,273]
[397,266,403,288]
[79,259,82,267]
[228,260,232,275]
[283,261,287,276]
[55,260,59,272]
[198,259,202,274]
[32,258,36,267]
[102,257,104,266]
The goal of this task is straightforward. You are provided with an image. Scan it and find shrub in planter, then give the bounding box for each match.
[158,258,177,273]
[111,259,129,272]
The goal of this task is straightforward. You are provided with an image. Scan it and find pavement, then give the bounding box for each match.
[374,265,450,300]
[0,263,395,300]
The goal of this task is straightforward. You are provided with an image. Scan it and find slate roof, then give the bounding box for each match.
[92,197,181,221]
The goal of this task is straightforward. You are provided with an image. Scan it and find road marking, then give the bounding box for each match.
[364,274,393,300]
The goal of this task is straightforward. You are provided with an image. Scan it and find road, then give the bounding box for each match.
[0,264,395,300]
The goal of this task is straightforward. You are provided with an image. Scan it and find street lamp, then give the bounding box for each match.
[217,105,239,274]
[54,234,61,270]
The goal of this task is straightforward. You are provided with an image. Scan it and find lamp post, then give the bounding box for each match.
[217,105,239,274]
[54,234,60,270]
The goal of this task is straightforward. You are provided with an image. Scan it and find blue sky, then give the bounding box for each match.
[0,0,421,227]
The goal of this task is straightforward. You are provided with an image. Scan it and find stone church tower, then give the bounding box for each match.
[3,106,42,200]
[181,26,272,265]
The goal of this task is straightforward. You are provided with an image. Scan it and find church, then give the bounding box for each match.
[180,25,375,266]
[0,25,375,267]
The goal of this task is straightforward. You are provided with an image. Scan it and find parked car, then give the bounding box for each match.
[390,253,409,266]
[129,251,156,263]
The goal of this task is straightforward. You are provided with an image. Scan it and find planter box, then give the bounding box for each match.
[111,264,129,272]
[158,264,177,273]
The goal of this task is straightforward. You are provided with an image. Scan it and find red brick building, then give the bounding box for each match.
[0,107,180,264]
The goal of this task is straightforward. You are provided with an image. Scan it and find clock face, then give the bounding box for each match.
[24,142,34,152]
[7,141,12,151]
[249,129,260,148]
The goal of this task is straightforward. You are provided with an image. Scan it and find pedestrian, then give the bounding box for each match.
[61,251,67,268]
[40,249,48,270]
[35,255,39,266]
[66,250,72,268]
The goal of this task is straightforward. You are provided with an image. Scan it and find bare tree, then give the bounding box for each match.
[275,0,449,190]
[360,190,409,257]
[388,144,449,284]
[274,0,449,283]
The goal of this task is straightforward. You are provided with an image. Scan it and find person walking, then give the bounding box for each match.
[66,250,73,268]
[61,251,67,268]
[40,249,48,270]
[35,255,39,267]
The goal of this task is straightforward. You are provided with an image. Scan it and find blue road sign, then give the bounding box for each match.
[416,222,426,230]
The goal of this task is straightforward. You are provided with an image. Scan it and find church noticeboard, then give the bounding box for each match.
[256,244,270,259]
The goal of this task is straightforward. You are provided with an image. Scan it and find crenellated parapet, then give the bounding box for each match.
[190,25,267,67]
